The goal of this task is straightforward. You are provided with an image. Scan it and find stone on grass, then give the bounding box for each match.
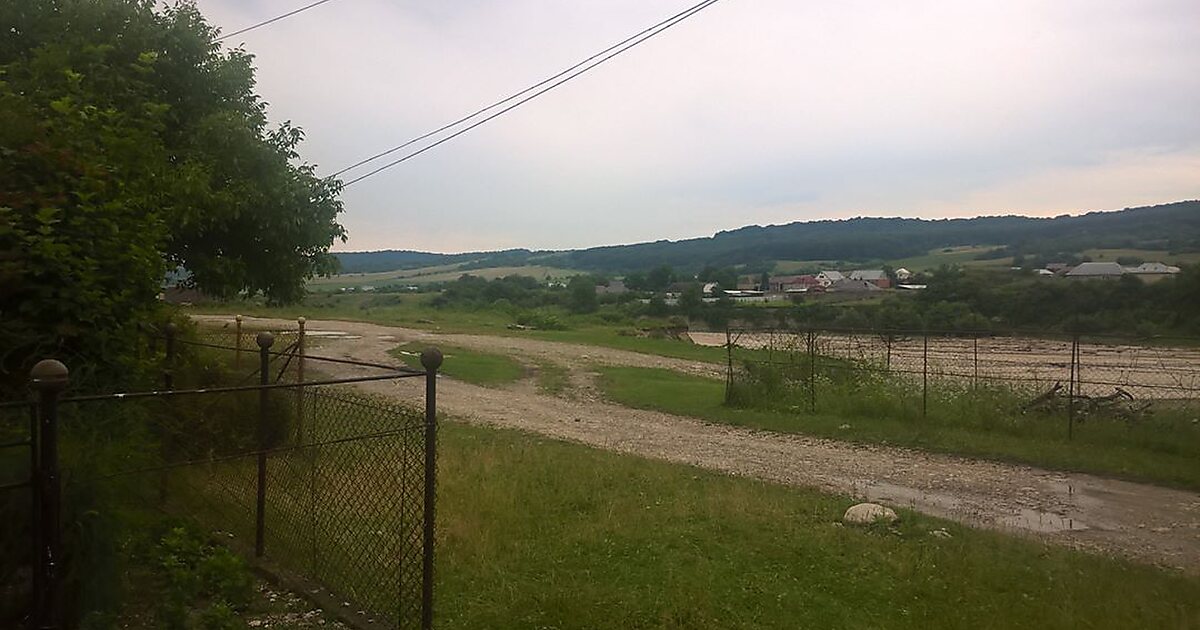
[843,502,899,526]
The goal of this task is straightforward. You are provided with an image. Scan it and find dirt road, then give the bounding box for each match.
[196,315,1200,573]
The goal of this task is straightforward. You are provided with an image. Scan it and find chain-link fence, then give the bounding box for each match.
[0,322,442,629]
[718,326,1200,435]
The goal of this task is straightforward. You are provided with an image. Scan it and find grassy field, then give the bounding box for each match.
[535,361,570,395]
[1083,248,1200,266]
[434,421,1199,629]
[595,366,1200,491]
[308,264,584,291]
[390,342,525,386]
[190,295,736,364]
[887,245,1013,272]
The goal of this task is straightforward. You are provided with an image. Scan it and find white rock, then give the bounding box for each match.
[843,502,899,525]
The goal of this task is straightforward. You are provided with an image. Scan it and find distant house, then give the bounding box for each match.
[816,270,845,287]
[1065,262,1125,279]
[894,267,913,281]
[1124,262,1181,283]
[768,275,819,293]
[1045,262,1072,275]
[702,282,721,295]
[1034,269,1055,277]
[828,278,881,293]
[1125,262,1181,275]
[596,279,628,295]
[849,269,891,289]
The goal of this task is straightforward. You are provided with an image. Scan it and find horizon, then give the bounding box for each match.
[199,0,1200,254]
[331,199,1193,255]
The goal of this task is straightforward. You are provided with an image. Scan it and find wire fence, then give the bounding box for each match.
[717,326,1200,435]
[0,319,442,630]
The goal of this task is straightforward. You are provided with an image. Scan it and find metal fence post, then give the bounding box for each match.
[31,359,68,630]
[296,317,306,443]
[922,330,929,419]
[255,331,274,558]
[420,348,443,630]
[807,329,816,413]
[235,314,244,370]
[972,329,979,390]
[724,325,733,402]
[163,323,176,390]
[1068,333,1079,441]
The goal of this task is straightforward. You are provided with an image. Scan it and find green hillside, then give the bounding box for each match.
[334,201,1200,274]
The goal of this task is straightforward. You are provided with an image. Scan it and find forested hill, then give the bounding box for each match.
[335,201,1200,273]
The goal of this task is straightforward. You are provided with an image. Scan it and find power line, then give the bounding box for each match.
[215,0,342,43]
[337,0,722,187]
[332,0,719,178]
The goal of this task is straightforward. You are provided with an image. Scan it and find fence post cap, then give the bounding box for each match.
[420,347,443,372]
[30,359,69,391]
[235,314,243,322]
[164,322,178,335]
[256,331,275,349]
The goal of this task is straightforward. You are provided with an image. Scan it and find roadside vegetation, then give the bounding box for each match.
[596,366,1200,491]
[390,342,525,387]
[436,421,1200,629]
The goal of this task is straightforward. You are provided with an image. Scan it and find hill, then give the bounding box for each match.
[334,200,1200,274]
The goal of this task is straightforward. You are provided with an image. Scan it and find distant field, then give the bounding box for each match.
[772,259,838,273]
[887,245,1012,272]
[773,246,1011,274]
[310,264,584,290]
[1082,248,1200,266]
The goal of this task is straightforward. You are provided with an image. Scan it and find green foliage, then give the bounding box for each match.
[437,422,1200,629]
[597,364,1200,490]
[156,526,253,629]
[0,0,344,391]
[566,274,598,313]
[390,343,525,387]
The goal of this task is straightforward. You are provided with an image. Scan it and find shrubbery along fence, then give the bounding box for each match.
[0,319,442,630]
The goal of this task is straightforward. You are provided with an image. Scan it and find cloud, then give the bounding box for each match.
[198,0,1200,252]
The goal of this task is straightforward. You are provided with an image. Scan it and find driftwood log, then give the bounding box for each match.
[1020,383,1151,422]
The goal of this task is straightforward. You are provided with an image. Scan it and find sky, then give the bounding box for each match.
[196,0,1200,253]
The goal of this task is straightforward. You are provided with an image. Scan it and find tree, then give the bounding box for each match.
[647,265,675,291]
[566,275,598,313]
[678,283,703,318]
[0,0,345,387]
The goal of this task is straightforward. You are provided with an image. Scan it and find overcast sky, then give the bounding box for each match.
[197,0,1200,253]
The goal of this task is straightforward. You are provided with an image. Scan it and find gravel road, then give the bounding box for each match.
[195,315,1200,573]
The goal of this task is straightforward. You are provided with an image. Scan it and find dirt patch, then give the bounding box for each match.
[194,315,1200,574]
[691,331,1200,399]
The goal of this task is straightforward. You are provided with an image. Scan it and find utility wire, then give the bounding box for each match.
[215,0,341,43]
[332,0,719,178]
[337,0,722,186]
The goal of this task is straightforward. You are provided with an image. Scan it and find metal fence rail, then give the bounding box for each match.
[722,325,1200,436]
[0,320,443,630]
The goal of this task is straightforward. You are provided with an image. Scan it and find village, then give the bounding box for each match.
[604,259,1185,304]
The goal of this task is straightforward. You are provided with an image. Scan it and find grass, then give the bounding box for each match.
[1083,248,1200,266]
[189,296,735,364]
[434,421,1200,629]
[389,342,525,387]
[535,361,570,395]
[595,366,1200,491]
[887,245,1013,272]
